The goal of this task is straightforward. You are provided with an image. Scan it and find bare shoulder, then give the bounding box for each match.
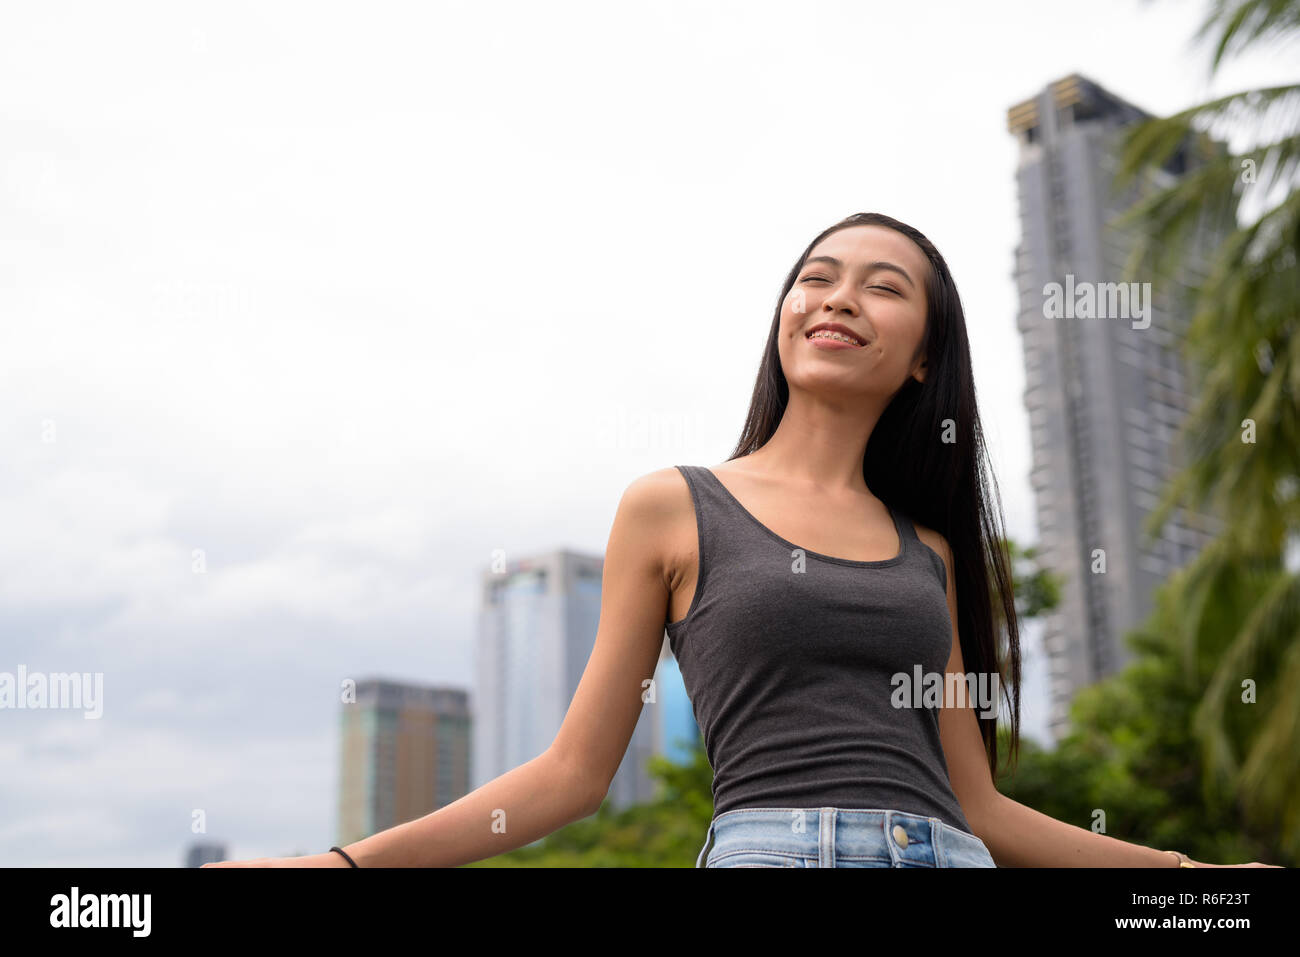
[618,466,692,520]
[614,466,694,576]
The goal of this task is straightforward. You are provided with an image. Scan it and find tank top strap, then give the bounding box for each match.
[887,503,948,592]
[671,464,745,564]
[673,464,791,560]
[889,502,920,542]
[668,464,749,636]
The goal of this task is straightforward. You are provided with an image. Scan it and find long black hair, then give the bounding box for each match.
[728,211,1023,780]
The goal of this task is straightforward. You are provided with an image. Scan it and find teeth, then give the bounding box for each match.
[807,330,863,346]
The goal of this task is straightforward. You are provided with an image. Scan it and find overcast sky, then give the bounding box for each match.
[2,1,1295,866]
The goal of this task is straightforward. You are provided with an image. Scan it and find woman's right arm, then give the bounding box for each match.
[335,469,681,867]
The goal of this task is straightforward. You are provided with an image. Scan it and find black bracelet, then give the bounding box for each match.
[329,846,359,868]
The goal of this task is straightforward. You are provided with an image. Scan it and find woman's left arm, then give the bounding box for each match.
[965,792,1204,867]
[920,529,1275,868]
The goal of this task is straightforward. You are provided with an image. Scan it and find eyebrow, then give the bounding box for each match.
[801,255,916,289]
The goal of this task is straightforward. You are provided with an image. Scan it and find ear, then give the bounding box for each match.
[912,356,927,384]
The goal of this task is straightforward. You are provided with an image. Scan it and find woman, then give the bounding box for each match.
[207,212,1276,868]
[655,212,1268,868]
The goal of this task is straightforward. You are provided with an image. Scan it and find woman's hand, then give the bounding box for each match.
[202,852,354,868]
[1184,858,1282,868]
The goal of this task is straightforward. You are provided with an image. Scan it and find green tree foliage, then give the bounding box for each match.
[997,560,1292,865]
[1101,0,1300,852]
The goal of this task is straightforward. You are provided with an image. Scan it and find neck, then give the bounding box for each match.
[737,391,887,496]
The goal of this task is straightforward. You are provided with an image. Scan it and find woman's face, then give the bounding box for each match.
[777,224,930,398]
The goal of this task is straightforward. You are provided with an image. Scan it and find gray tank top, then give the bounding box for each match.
[665,464,975,835]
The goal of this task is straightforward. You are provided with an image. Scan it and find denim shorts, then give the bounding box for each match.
[697,807,996,868]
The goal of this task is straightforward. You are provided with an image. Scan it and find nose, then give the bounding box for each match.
[821,280,859,316]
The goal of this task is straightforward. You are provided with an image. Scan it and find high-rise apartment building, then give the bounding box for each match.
[1007,73,1230,741]
[336,679,471,847]
[183,842,227,868]
[656,640,704,766]
[475,549,697,812]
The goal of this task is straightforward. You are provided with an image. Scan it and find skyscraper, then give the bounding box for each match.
[336,679,471,847]
[183,842,227,868]
[475,548,695,812]
[656,638,704,766]
[1006,73,1230,741]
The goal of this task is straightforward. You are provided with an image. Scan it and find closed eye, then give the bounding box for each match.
[800,277,901,295]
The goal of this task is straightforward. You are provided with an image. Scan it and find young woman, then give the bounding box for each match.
[208,212,1275,868]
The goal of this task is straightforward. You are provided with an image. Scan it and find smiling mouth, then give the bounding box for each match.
[805,330,868,347]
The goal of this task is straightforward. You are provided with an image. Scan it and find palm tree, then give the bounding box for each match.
[1108,0,1300,850]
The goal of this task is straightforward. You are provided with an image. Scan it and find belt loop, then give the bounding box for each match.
[819,808,833,868]
[884,810,901,866]
[695,817,716,868]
